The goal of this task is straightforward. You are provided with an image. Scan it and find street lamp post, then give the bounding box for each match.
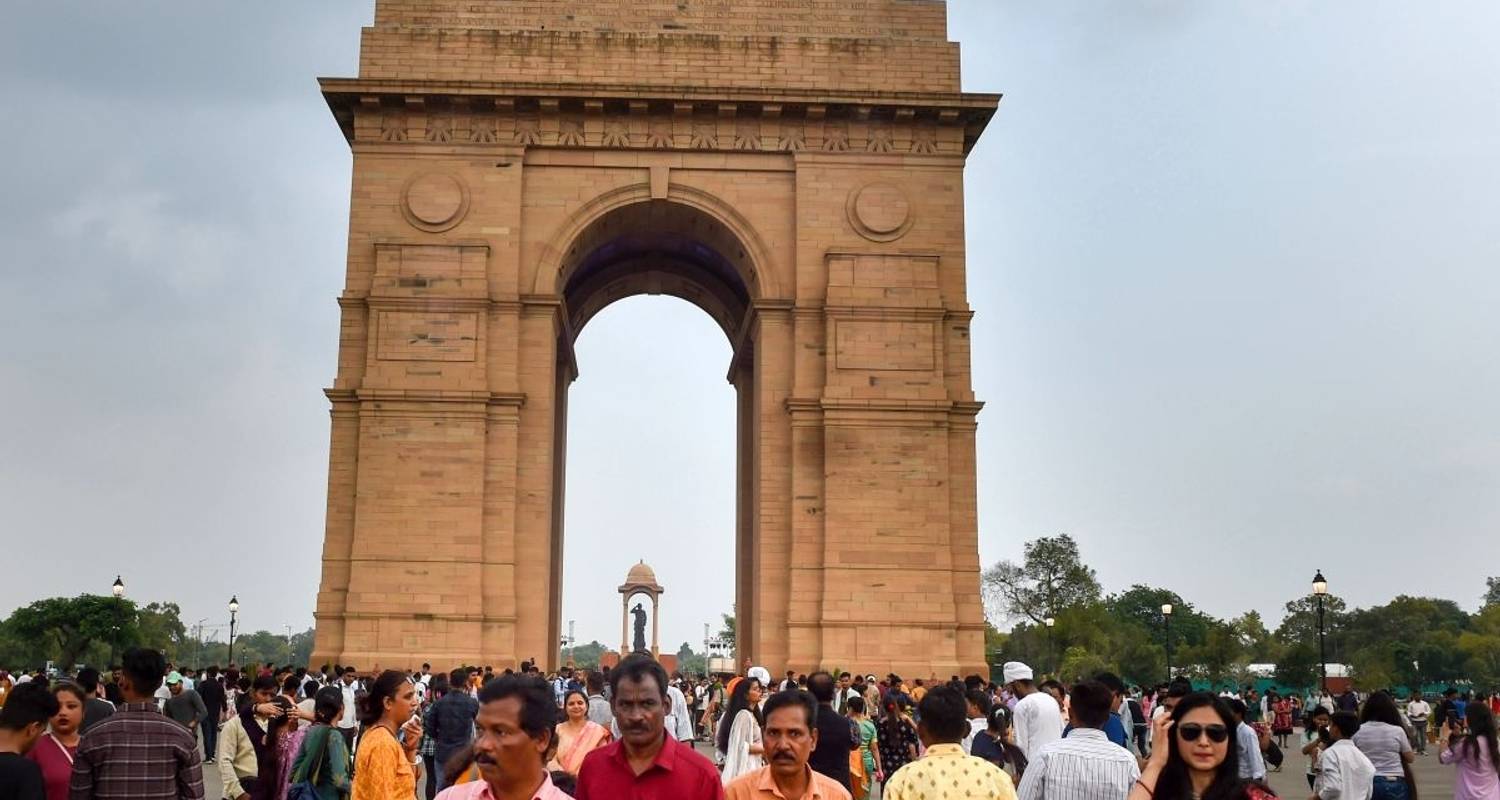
[1044,616,1056,676]
[558,620,576,669]
[1162,603,1174,683]
[109,577,125,664]
[1312,570,1329,695]
[227,596,240,668]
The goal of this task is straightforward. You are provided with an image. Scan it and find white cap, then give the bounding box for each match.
[1003,661,1034,683]
[747,666,772,685]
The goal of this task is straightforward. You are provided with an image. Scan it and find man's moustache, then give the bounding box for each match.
[475,753,497,765]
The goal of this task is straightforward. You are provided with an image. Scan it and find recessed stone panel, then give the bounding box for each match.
[834,320,936,371]
[376,311,478,362]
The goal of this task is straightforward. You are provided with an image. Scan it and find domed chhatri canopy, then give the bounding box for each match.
[620,560,664,594]
[618,560,664,658]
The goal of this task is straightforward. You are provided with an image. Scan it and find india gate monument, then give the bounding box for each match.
[311,0,998,677]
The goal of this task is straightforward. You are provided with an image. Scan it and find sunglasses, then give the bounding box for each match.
[1178,723,1230,743]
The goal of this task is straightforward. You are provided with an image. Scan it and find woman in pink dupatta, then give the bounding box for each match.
[549,690,611,775]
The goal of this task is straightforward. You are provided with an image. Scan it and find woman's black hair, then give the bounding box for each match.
[717,677,764,754]
[0,682,59,730]
[1453,703,1500,774]
[1359,691,1403,727]
[313,686,345,725]
[51,680,89,707]
[847,695,865,715]
[880,696,910,746]
[1154,692,1258,800]
[358,669,410,726]
[976,704,1030,779]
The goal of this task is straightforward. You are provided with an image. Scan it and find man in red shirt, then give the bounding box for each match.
[575,654,723,800]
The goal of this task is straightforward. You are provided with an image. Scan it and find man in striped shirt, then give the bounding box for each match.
[1017,681,1140,800]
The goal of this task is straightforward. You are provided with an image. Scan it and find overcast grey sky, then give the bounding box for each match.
[2,2,1497,657]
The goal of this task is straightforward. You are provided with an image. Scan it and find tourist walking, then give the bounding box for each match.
[1305,706,1334,790]
[807,672,857,793]
[335,668,360,750]
[1353,692,1415,800]
[551,690,611,775]
[719,677,766,786]
[1273,692,1294,749]
[162,673,208,747]
[585,672,612,729]
[351,670,423,800]
[69,647,204,800]
[287,687,352,800]
[433,675,573,800]
[1129,692,1275,800]
[25,682,83,800]
[1438,704,1499,800]
[1005,663,1063,759]
[1316,712,1376,800]
[198,667,227,762]
[724,689,851,800]
[884,684,1016,800]
[845,697,882,800]
[1017,681,1139,800]
[1228,699,1268,781]
[1407,693,1431,756]
[876,698,921,783]
[427,669,479,792]
[0,682,58,800]
[73,669,114,735]
[573,654,723,799]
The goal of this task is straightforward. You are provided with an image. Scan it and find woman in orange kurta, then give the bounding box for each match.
[351,670,422,800]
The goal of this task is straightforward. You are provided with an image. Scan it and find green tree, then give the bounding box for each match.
[1483,577,1500,609]
[1057,646,1110,684]
[1231,611,1281,664]
[566,641,607,670]
[1459,605,1500,689]
[982,534,1102,624]
[136,602,188,661]
[1106,586,1211,650]
[1182,621,1245,686]
[7,595,139,668]
[1275,594,1349,663]
[675,642,706,677]
[1274,641,1321,690]
[717,613,736,649]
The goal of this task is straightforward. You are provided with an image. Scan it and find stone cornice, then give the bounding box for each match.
[321,78,997,155]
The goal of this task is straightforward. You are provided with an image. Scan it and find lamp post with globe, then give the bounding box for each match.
[227,596,240,668]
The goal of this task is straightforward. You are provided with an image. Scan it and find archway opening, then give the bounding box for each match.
[549,199,760,669]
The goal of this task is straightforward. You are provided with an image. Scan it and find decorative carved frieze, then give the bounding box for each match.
[326,84,995,156]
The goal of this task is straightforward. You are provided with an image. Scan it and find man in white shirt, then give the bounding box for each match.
[665,678,694,741]
[1006,661,1064,759]
[1017,680,1140,800]
[1228,699,1267,781]
[1404,692,1430,755]
[961,689,991,754]
[1315,712,1375,800]
[337,666,361,747]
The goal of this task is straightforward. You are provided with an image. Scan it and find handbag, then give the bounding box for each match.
[287,726,330,800]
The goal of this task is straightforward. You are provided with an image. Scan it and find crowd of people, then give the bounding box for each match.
[0,653,1497,800]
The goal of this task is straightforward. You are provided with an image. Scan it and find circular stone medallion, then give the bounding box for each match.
[848,182,913,242]
[402,172,469,232]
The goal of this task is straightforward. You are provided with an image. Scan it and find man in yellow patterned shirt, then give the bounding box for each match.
[884,684,1018,800]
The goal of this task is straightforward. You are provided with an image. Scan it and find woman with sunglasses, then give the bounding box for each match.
[1130,692,1276,800]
